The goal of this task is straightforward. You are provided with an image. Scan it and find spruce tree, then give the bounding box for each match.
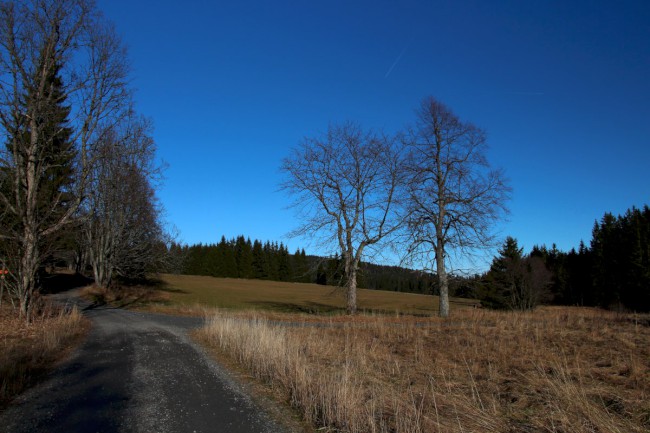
[482,237,532,309]
[3,58,75,247]
[234,236,253,278]
[276,243,291,281]
[217,237,237,277]
[37,60,76,230]
[264,241,279,280]
[591,213,622,308]
[205,244,220,276]
[590,207,650,311]
[252,240,268,279]
[292,248,309,282]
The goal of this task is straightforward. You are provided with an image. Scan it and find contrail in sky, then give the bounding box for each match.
[384,44,409,79]
[509,91,545,96]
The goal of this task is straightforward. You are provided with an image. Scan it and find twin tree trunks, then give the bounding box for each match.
[282,98,510,318]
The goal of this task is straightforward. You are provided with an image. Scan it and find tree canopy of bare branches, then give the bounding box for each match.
[81,115,166,289]
[0,0,131,319]
[403,97,510,317]
[281,123,404,314]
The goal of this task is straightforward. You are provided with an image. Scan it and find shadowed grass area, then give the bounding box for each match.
[81,282,169,310]
[0,302,89,408]
[153,274,479,315]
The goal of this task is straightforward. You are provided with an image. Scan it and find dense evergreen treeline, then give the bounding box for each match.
[537,205,650,311]
[169,204,649,312]
[169,235,441,294]
[358,263,436,294]
[315,258,438,294]
[480,205,650,312]
[172,236,309,282]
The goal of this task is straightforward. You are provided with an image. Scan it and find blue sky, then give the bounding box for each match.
[97,0,649,269]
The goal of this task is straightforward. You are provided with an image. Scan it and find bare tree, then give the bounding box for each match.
[282,123,404,314]
[82,115,166,289]
[509,256,552,310]
[0,0,130,319]
[403,97,510,318]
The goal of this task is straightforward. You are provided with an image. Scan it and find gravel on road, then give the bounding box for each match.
[0,296,295,433]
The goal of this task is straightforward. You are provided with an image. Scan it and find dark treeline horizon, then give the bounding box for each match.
[531,204,650,312]
[474,204,650,312]
[169,235,439,295]
[169,203,650,313]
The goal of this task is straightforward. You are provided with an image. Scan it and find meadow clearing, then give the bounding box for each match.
[4,274,648,433]
[153,274,650,433]
[154,273,478,315]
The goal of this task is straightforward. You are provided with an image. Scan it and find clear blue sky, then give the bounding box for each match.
[97,0,649,268]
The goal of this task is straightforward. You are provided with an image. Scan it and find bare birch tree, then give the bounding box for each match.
[81,116,166,289]
[0,0,130,318]
[403,97,510,318]
[282,123,404,314]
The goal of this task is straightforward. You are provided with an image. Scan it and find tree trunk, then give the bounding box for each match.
[92,247,112,289]
[21,124,39,320]
[344,249,363,315]
[436,243,449,318]
[19,231,38,321]
[346,268,358,315]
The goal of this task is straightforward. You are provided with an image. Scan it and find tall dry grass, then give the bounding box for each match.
[0,302,89,407]
[199,307,650,433]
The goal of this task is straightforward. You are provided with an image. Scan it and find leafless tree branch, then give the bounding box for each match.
[281,122,406,314]
[402,97,511,317]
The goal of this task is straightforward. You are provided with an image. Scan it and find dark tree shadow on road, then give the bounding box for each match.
[39,272,93,295]
[1,334,132,433]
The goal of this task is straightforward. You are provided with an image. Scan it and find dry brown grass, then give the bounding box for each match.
[0,301,89,407]
[198,307,650,433]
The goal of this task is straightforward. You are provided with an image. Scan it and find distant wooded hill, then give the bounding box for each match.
[167,236,476,297]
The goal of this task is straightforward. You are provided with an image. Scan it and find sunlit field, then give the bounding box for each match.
[199,307,650,433]
[134,274,650,432]
[155,273,478,315]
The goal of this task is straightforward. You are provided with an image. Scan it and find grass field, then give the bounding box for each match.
[148,274,650,432]
[155,274,479,315]
[199,307,650,433]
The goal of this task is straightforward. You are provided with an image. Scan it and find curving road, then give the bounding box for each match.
[0,295,294,433]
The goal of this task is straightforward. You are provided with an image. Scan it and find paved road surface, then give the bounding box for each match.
[0,295,292,433]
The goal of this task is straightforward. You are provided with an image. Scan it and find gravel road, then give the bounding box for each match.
[0,295,293,433]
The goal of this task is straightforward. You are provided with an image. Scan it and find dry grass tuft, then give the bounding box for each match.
[0,301,89,407]
[199,307,650,433]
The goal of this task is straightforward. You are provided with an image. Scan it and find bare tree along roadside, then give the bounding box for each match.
[0,0,169,321]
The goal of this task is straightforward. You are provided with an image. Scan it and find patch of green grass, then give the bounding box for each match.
[155,274,478,315]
